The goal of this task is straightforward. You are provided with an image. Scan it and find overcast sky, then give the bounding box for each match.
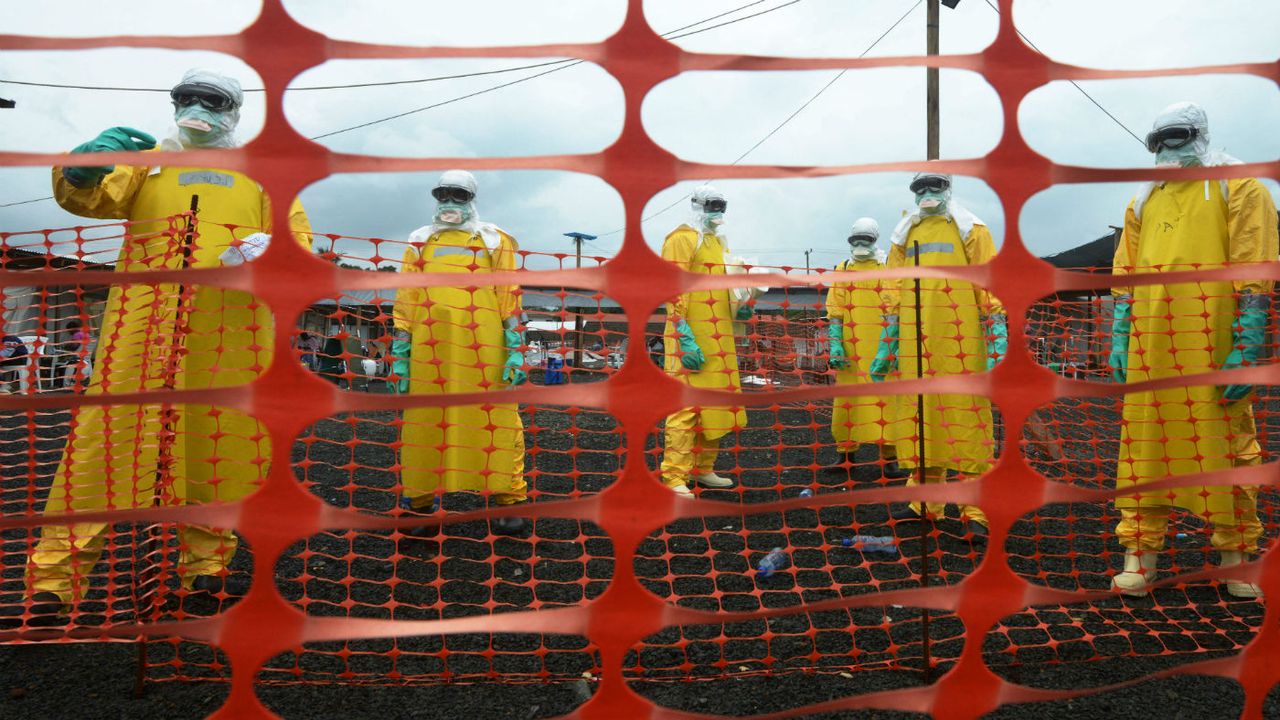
[2,0,1279,270]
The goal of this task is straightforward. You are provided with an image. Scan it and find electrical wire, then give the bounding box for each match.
[981,0,1144,146]
[313,0,809,140]
[0,0,806,209]
[0,60,579,93]
[0,0,785,95]
[599,0,923,237]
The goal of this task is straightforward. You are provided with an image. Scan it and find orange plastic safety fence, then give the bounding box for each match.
[4,3,1280,719]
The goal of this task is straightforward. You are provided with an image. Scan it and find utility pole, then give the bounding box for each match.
[926,0,941,160]
[564,232,596,371]
[927,0,961,160]
[804,248,813,274]
[921,0,958,686]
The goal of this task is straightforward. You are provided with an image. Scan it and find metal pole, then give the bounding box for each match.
[926,0,941,161]
[912,239,932,683]
[919,0,941,683]
[136,193,199,697]
[805,249,812,274]
[573,235,584,370]
[563,232,597,373]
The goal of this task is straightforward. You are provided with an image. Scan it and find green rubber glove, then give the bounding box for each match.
[676,319,705,371]
[62,126,156,188]
[735,304,754,321]
[1221,294,1269,402]
[868,315,900,383]
[1108,296,1132,384]
[502,328,527,386]
[390,336,411,394]
[986,313,1008,371]
[827,318,849,370]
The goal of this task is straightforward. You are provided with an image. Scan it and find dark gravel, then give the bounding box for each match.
[1,396,1276,719]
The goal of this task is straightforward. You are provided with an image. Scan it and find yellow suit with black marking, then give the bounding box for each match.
[826,257,897,451]
[1113,177,1277,552]
[659,225,746,488]
[886,215,999,525]
[395,228,526,505]
[30,159,312,603]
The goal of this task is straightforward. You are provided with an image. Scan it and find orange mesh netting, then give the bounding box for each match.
[3,2,1280,718]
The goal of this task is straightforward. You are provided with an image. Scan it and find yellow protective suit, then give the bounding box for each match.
[395,228,526,506]
[886,215,1000,525]
[660,225,747,488]
[826,257,898,453]
[1113,177,1278,552]
[31,161,312,603]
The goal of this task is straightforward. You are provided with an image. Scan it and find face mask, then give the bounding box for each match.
[174,103,237,148]
[703,212,725,229]
[851,243,875,259]
[435,201,471,226]
[1155,146,1203,168]
[916,191,947,215]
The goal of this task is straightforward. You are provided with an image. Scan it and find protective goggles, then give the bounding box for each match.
[909,175,950,195]
[847,234,876,245]
[432,186,476,204]
[1145,124,1200,153]
[699,199,727,213]
[170,91,236,112]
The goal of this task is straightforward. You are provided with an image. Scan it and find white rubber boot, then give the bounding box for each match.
[1111,550,1158,597]
[693,472,734,489]
[1219,551,1264,599]
[669,484,693,497]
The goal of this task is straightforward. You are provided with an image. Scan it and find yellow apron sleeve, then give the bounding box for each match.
[51,163,149,219]
[1227,177,1279,295]
[661,227,697,319]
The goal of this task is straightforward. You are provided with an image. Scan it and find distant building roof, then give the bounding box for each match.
[1041,230,1119,274]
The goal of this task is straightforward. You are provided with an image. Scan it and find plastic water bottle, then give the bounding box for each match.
[798,489,813,498]
[756,548,789,578]
[842,535,898,556]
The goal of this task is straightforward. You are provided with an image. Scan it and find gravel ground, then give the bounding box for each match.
[1,396,1276,719]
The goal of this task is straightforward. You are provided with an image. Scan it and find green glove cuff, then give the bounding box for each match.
[1220,294,1269,401]
[390,338,411,393]
[986,313,1008,370]
[826,318,844,343]
[1229,294,1269,367]
[1109,295,1133,383]
[869,315,900,380]
[675,318,705,371]
[62,165,111,189]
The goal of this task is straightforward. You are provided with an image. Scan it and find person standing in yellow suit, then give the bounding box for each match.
[660,185,748,497]
[27,69,312,623]
[1108,102,1277,599]
[825,217,909,480]
[394,170,530,536]
[870,173,1004,542]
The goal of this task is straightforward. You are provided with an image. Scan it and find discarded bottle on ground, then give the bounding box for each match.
[756,547,789,578]
[842,535,898,556]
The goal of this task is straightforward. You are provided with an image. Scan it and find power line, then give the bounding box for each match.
[0,0,800,209]
[730,0,921,166]
[0,195,51,208]
[0,1,786,96]
[666,0,803,41]
[599,0,923,237]
[313,0,809,141]
[661,0,773,35]
[0,59,581,94]
[981,0,1144,146]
